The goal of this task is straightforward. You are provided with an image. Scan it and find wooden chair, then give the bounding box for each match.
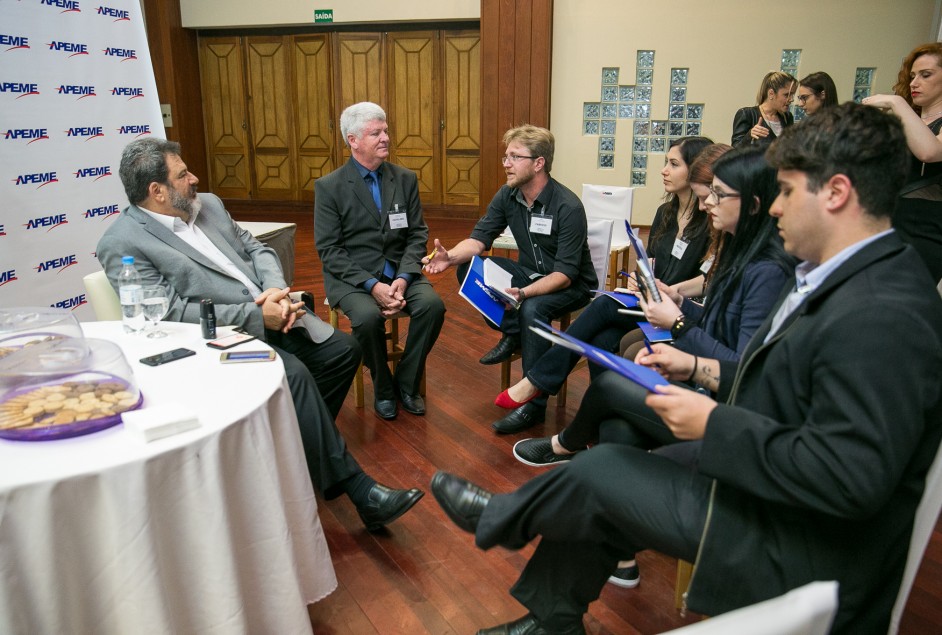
[675,560,695,611]
[327,304,426,408]
[497,218,614,407]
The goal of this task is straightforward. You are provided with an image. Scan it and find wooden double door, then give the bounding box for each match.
[198,29,481,211]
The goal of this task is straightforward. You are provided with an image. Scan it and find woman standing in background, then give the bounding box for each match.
[865,43,942,281]
[731,71,796,147]
[797,71,838,116]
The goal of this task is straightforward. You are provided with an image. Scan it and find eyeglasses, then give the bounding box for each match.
[797,94,815,104]
[708,186,741,202]
[501,153,536,164]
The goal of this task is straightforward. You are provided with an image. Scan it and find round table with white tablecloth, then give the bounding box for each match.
[0,321,336,635]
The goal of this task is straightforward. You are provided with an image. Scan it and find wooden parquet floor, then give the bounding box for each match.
[242,212,942,634]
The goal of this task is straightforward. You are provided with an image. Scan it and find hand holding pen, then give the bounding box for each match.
[422,239,449,273]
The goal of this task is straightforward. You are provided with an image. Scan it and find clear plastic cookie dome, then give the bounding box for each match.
[0,320,142,441]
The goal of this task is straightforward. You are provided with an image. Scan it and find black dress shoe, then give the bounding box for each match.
[476,613,586,635]
[374,397,398,420]
[430,471,492,534]
[395,382,426,415]
[356,483,424,531]
[492,402,545,434]
[479,334,520,365]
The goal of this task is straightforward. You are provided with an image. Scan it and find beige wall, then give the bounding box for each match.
[178,0,940,223]
[180,0,479,28]
[551,0,941,223]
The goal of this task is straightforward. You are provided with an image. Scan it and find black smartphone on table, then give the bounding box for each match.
[140,348,196,366]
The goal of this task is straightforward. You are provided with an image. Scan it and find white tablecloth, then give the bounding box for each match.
[0,321,336,635]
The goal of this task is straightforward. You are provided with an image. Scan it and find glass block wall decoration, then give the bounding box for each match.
[853,67,876,103]
[781,49,801,76]
[582,53,705,182]
[780,49,803,121]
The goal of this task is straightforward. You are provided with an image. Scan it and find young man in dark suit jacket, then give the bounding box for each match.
[98,138,423,532]
[315,102,445,421]
[430,103,942,634]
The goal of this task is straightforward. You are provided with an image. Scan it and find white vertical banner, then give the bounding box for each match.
[0,0,164,320]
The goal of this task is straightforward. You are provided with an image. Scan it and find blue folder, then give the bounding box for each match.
[638,321,673,343]
[459,255,506,326]
[591,289,640,308]
[529,320,669,392]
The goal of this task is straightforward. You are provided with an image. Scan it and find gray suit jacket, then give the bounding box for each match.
[96,193,333,342]
[314,158,430,306]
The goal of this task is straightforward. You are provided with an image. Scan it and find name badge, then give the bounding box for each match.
[671,238,689,259]
[388,212,408,229]
[530,215,553,235]
[700,256,714,274]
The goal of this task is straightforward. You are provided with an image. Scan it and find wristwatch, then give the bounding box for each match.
[670,313,690,339]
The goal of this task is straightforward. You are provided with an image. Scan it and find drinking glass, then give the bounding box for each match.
[141,286,170,338]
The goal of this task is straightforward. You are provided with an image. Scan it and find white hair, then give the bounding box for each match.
[340,102,387,147]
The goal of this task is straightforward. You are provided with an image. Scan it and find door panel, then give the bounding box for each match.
[246,37,295,199]
[388,32,440,205]
[294,35,334,201]
[335,33,384,111]
[198,37,250,197]
[442,31,481,206]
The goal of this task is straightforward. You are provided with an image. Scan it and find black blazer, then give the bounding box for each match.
[688,234,942,633]
[731,105,794,147]
[314,159,431,306]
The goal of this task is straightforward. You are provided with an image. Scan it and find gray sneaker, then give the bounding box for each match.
[513,437,576,467]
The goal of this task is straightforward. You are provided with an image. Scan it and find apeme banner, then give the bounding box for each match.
[0,0,164,320]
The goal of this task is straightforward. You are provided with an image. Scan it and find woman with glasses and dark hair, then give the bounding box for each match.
[491,137,715,433]
[864,42,942,280]
[797,71,838,116]
[731,71,797,147]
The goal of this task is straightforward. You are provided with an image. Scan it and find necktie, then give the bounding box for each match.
[365,170,395,280]
[365,171,382,214]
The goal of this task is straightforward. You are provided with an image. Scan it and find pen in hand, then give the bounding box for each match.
[426,247,438,261]
[643,337,661,369]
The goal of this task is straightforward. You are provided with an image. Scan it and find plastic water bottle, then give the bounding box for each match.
[118,256,145,333]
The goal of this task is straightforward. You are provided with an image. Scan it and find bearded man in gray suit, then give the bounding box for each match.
[97,138,423,532]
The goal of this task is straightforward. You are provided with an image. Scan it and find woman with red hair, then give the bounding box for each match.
[865,42,942,280]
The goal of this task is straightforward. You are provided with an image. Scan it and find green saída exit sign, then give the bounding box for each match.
[314,9,333,23]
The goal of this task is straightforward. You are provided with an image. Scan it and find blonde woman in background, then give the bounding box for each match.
[731,71,796,147]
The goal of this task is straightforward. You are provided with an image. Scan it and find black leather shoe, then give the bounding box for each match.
[479,334,520,365]
[374,397,398,420]
[430,471,492,534]
[356,483,424,531]
[476,613,585,635]
[395,382,426,415]
[492,402,545,434]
